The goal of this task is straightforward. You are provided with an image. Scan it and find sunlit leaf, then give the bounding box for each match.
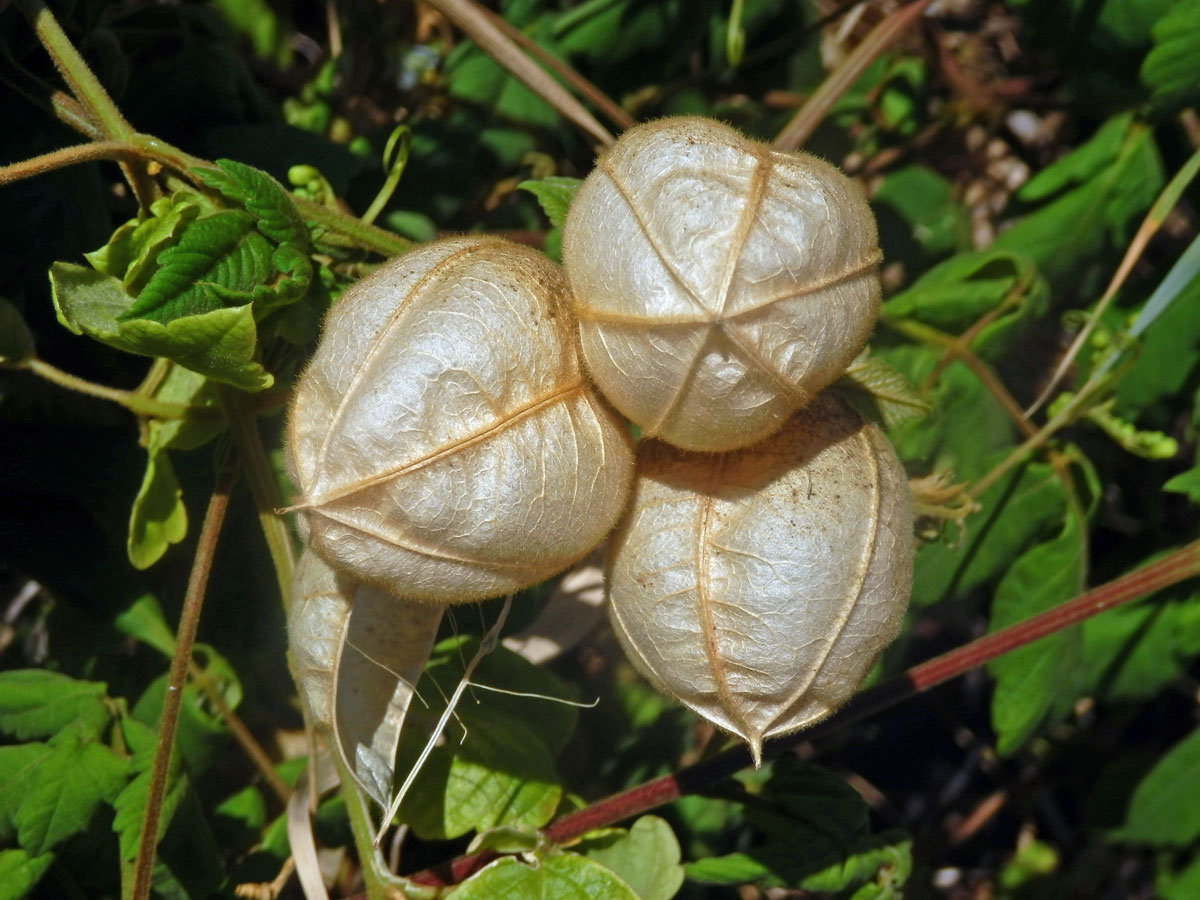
[15,728,130,855]
[195,158,310,249]
[0,849,54,900]
[518,176,582,229]
[127,447,187,570]
[0,670,112,741]
[576,816,684,900]
[51,263,273,391]
[453,852,640,900]
[122,210,274,322]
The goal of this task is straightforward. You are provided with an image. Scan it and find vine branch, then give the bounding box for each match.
[132,455,238,900]
[407,538,1200,887]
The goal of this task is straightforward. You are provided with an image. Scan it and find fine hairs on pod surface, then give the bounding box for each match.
[287,236,635,604]
[562,116,882,453]
[605,392,913,764]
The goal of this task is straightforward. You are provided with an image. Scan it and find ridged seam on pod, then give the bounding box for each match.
[562,116,882,453]
[605,393,913,764]
[288,548,445,806]
[287,236,635,603]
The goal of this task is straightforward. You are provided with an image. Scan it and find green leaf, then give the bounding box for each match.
[1082,589,1200,701]
[453,853,640,900]
[51,263,273,391]
[127,448,188,570]
[1115,263,1200,416]
[872,165,965,261]
[1114,726,1200,845]
[988,504,1087,754]
[994,115,1163,286]
[0,848,54,900]
[518,176,583,228]
[0,744,52,843]
[133,650,240,777]
[394,637,578,840]
[0,670,112,741]
[1165,467,1200,504]
[195,158,310,249]
[467,823,543,855]
[880,348,1016,481]
[1160,850,1200,900]
[555,0,683,64]
[112,719,188,864]
[576,816,684,900]
[683,760,909,894]
[881,250,1049,360]
[122,210,274,322]
[1019,115,1131,201]
[399,715,562,840]
[84,191,206,292]
[426,637,580,755]
[15,728,130,855]
[145,364,226,454]
[114,594,178,658]
[444,45,561,129]
[0,298,35,363]
[1140,0,1200,109]
[911,460,1067,607]
[839,353,931,429]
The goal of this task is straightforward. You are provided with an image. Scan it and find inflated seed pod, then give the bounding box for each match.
[288,236,634,603]
[562,116,881,452]
[606,393,912,764]
[288,548,444,805]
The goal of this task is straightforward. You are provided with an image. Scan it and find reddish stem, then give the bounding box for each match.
[406,539,1200,888]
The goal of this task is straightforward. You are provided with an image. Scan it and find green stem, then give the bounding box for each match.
[0,65,104,141]
[20,0,134,141]
[967,388,1091,500]
[132,460,237,900]
[219,388,296,604]
[295,196,414,258]
[333,754,392,900]
[23,357,215,420]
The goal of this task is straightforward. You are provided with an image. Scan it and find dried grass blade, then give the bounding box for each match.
[425,0,615,146]
[773,0,933,152]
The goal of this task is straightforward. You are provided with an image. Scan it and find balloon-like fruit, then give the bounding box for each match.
[288,236,635,603]
[563,116,881,452]
[605,393,912,763]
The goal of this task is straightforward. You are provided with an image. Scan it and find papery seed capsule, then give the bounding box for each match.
[563,116,881,452]
[605,393,912,763]
[288,548,444,805]
[287,236,634,603]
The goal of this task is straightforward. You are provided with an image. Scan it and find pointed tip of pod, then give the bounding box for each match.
[748,736,764,769]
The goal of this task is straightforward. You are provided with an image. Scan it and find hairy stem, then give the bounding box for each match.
[132,459,237,900]
[20,0,134,140]
[0,65,103,140]
[0,141,150,186]
[22,357,216,420]
[294,195,414,258]
[408,539,1200,887]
